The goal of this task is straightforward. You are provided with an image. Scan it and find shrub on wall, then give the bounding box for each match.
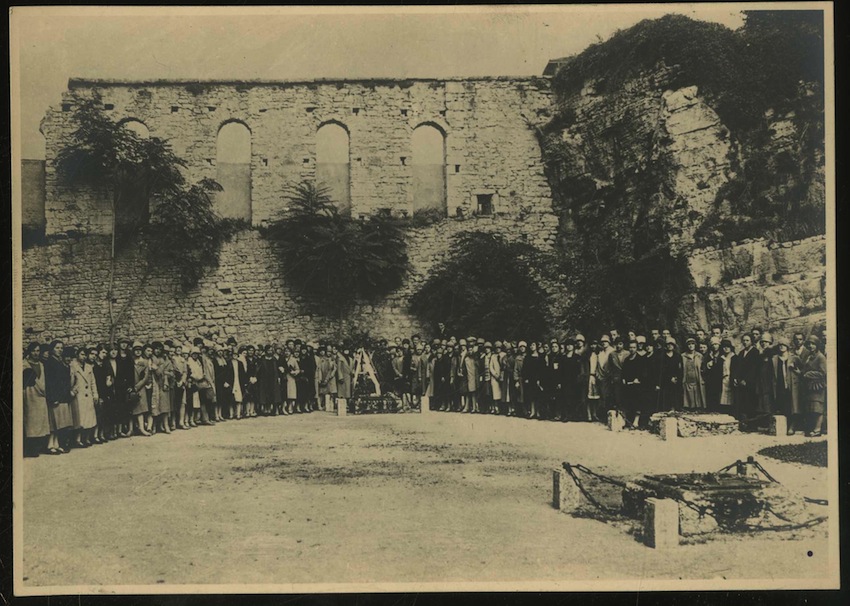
[410,231,550,341]
[263,182,409,315]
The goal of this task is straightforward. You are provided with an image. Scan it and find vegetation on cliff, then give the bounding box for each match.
[540,10,825,335]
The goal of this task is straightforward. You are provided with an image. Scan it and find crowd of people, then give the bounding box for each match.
[22,324,829,457]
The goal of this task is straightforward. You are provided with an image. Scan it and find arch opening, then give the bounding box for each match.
[316,122,351,215]
[412,124,447,217]
[216,121,252,221]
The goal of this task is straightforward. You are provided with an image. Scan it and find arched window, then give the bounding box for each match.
[216,121,252,220]
[316,122,351,215]
[121,119,150,139]
[412,124,446,216]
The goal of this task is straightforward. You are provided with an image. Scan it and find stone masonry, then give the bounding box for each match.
[41,77,554,234]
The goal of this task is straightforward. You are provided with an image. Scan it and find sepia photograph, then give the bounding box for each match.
[9,3,838,595]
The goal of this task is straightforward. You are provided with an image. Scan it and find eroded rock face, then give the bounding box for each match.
[660,86,733,254]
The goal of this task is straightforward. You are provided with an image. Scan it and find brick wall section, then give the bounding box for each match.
[41,77,554,235]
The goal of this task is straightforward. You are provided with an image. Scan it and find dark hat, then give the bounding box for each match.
[807,335,821,346]
[25,341,40,356]
[720,338,734,350]
[164,339,174,348]
[151,341,164,350]
[193,337,204,346]
[226,336,237,345]
[118,337,132,345]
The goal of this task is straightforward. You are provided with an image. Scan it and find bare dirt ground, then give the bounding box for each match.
[20,410,831,589]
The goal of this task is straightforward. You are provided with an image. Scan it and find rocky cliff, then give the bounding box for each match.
[536,12,827,338]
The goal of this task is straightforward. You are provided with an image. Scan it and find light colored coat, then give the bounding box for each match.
[70,360,99,429]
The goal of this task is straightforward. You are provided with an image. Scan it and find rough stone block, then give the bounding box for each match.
[337,397,347,417]
[552,466,583,513]
[420,395,430,415]
[661,417,678,441]
[607,409,625,432]
[643,497,680,549]
[770,415,787,437]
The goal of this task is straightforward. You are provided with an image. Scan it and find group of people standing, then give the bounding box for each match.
[22,336,356,456]
[22,323,829,457]
[369,326,829,436]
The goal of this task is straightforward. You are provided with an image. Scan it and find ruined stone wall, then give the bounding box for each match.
[676,235,826,339]
[41,77,553,235]
[21,212,559,344]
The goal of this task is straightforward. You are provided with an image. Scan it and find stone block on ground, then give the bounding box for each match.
[607,409,625,432]
[552,466,583,513]
[770,415,787,436]
[643,498,680,549]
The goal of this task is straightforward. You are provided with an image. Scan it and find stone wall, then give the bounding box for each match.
[21,159,46,228]
[41,77,554,235]
[676,235,826,339]
[21,212,559,345]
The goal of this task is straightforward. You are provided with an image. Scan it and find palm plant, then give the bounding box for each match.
[265,181,409,315]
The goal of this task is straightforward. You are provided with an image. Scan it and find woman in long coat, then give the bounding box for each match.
[335,349,352,397]
[459,344,478,413]
[43,340,74,453]
[23,342,51,456]
[801,335,827,437]
[70,346,99,448]
[286,350,302,415]
[681,338,706,410]
[772,337,802,434]
[132,343,153,436]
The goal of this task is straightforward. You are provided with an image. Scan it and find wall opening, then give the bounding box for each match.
[476,194,494,216]
[215,121,252,221]
[412,124,447,217]
[316,122,351,215]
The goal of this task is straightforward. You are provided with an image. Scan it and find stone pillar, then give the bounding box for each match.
[660,417,678,440]
[337,397,347,417]
[608,410,625,432]
[643,498,680,549]
[421,396,430,415]
[770,415,787,436]
[552,466,584,513]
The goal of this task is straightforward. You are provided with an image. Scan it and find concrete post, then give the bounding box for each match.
[337,397,347,417]
[608,410,625,432]
[660,417,678,440]
[421,396,430,415]
[552,466,584,513]
[770,415,787,436]
[643,497,680,549]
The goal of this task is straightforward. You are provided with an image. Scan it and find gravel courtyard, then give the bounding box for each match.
[20,411,832,590]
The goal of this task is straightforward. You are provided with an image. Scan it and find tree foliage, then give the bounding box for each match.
[264,182,409,315]
[144,178,229,290]
[54,94,232,341]
[552,12,824,134]
[410,232,550,341]
[56,95,187,225]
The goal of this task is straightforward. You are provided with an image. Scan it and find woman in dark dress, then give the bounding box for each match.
[91,344,116,440]
[657,337,683,412]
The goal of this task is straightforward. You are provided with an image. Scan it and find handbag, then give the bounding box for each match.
[126,387,141,406]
